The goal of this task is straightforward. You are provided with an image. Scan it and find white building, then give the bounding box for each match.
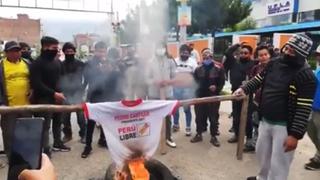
[250,0,320,28]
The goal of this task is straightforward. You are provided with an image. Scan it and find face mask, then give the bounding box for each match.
[283,54,296,61]
[42,49,58,60]
[65,54,75,61]
[203,59,213,66]
[180,55,189,61]
[156,48,166,56]
[21,51,31,59]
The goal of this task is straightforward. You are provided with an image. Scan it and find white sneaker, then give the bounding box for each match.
[185,127,192,136]
[166,139,177,148]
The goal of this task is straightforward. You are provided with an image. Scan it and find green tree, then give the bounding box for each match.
[222,0,252,29]
[234,17,257,31]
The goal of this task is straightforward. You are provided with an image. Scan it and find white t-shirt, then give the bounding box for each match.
[175,57,198,74]
[83,99,179,167]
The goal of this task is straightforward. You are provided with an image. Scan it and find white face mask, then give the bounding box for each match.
[155,48,166,56]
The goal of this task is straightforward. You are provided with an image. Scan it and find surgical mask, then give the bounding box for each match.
[156,48,166,56]
[203,59,213,66]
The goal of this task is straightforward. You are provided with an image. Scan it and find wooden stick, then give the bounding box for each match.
[0,95,244,114]
[179,95,244,107]
[236,95,249,160]
[0,104,83,114]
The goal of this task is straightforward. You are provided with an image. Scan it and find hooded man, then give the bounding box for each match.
[30,36,70,157]
[234,34,316,180]
[19,42,34,62]
[60,42,86,144]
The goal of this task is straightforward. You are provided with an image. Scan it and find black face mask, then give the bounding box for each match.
[180,55,189,61]
[42,49,58,60]
[21,52,31,59]
[65,54,75,61]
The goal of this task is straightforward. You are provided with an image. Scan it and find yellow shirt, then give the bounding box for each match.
[3,58,30,106]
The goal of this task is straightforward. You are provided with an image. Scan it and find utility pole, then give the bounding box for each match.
[177,0,191,45]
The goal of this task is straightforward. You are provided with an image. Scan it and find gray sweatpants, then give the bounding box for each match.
[307,111,320,163]
[256,121,295,180]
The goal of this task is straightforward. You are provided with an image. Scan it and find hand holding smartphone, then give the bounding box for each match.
[8,118,44,180]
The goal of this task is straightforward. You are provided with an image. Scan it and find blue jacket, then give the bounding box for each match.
[313,68,320,111]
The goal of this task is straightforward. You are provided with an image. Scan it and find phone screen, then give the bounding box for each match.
[7,118,44,180]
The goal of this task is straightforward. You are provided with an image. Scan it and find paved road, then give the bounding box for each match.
[1,102,320,179]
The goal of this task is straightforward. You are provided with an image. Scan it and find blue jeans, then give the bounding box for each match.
[173,88,194,128]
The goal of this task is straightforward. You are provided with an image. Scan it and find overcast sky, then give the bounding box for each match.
[0,0,154,41]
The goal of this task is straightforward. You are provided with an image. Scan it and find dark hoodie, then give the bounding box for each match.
[84,56,123,103]
[30,53,63,104]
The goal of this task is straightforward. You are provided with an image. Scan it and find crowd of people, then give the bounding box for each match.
[0,33,319,180]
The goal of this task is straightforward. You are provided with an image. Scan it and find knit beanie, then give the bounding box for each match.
[286,34,313,58]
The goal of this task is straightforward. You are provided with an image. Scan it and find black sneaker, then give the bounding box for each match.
[98,139,108,149]
[244,145,255,153]
[190,134,202,143]
[53,143,71,152]
[81,146,92,158]
[210,136,220,147]
[43,148,52,159]
[246,176,257,180]
[228,136,238,143]
[305,161,320,171]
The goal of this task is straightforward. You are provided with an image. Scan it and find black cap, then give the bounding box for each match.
[4,41,21,52]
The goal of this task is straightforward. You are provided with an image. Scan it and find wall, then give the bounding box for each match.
[0,14,41,46]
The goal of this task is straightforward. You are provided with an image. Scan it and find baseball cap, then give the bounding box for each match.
[4,41,21,52]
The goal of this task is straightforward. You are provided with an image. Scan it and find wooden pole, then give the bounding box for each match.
[236,95,249,160]
[0,95,244,114]
[159,88,167,155]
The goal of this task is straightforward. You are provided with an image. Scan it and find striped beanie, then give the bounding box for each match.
[286,34,313,58]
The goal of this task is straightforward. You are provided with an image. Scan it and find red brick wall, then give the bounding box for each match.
[0,14,41,47]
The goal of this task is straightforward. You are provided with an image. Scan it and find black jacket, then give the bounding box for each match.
[224,44,256,91]
[242,56,317,139]
[194,62,225,97]
[60,59,85,95]
[84,57,123,103]
[30,55,63,104]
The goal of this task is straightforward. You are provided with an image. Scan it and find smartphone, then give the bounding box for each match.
[7,118,45,180]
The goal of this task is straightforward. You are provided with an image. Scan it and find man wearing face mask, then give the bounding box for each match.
[224,43,256,144]
[173,44,198,136]
[60,42,86,144]
[30,36,70,157]
[191,48,225,146]
[82,41,123,158]
[233,34,316,180]
[146,42,177,148]
[19,42,34,62]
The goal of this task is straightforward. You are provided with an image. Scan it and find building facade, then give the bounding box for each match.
[0,14,41,47]
[250,0,320,28]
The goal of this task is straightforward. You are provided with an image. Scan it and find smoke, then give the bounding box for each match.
[121,0,170,99]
